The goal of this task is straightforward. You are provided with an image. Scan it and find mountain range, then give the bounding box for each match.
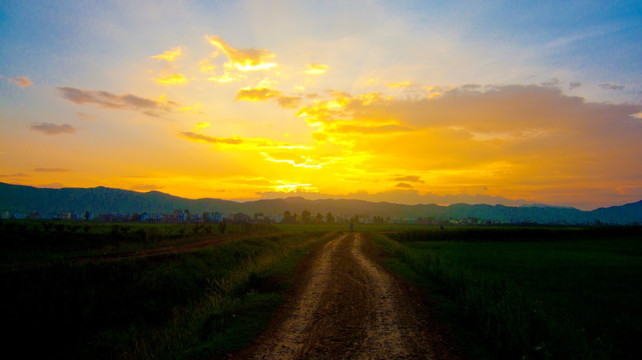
[1,182,640,224]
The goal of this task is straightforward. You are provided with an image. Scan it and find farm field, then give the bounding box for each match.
[2,221,640,359]
[371,226,642,359]
[1,220,334,359]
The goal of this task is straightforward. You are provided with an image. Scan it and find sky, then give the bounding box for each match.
[1,0,641,210]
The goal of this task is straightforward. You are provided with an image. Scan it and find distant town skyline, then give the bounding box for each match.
[1,1,641,210]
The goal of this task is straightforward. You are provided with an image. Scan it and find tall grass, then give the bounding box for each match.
[368,228,642,360]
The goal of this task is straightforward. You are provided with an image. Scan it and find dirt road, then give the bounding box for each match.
[239,233,457,360]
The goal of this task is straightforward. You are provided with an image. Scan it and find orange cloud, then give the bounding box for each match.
[386,81,412,88]
[155,72,188,85]
[331,123,412,135]
[205,35,277,71]
[235,87,281,101]
[180,131,243,145]
[151,47,182,62]
[261,152,329,169]
[235,87,305,110]
[392,175,424,183]
[198,58,217,73]
[277,96,302,109]
[305,63,329,75]
[9,76,32,87]
[180,128,312,150]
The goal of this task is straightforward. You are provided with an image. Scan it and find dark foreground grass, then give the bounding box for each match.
[1,227,334,359]
[369,226,642,360]
[0,220,278,265]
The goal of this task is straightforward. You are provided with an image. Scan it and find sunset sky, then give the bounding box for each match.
[1,1,641,210]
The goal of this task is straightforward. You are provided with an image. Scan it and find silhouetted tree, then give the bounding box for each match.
[302,210,311,224]
[283,210,298,224]
[325,212,335,224]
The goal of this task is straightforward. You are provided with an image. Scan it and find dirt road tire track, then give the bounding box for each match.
[240,233,457,360]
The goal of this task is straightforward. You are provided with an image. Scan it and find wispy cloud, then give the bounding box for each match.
[155,72,188,85]
[57,87,181,116]
[76,112,97,121]
[235,87,281,101]
[0,173,28,178]
[277,96,302,109]
[386,81,412,88]
[205,35,277,72]
[30,123,78,135]
[392,175,424,183]
[598,83,624,90]
[180,131,243,145]
[235,87,304,109]
[8,76,32,87]
[34,168,71,172]
[261,152,329,169]
[569,81,582,89]
[180,130,312,150]
[151,47,182,62]
[305,63,329,75]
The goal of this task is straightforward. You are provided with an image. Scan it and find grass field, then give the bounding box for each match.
[1,220,335,359]
[370,226,642,360]
[3,221,640,359]
[0,220,278,265]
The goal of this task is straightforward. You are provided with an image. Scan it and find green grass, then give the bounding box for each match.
[369,227,642,360]
[1,225,335,359]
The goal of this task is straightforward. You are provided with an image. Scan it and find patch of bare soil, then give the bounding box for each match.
[238,233,460,360]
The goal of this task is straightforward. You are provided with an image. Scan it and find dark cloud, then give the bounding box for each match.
[569,81,582,89]
[392,175,424,183]
[30,123,78,135]
[0,173,28,178]
[332,124,412,135]
[76,112,97,121]
[364,84,641,134]
[277,96,302,109]
[57,87,180,115]
[180,131,243,144]
[598,83,624,90]
[395,182,413,188]
[541,78,561,87]
[34,168,71,172]
[461,84,482,91]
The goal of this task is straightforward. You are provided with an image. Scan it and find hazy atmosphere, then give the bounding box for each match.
[1,0,641,210]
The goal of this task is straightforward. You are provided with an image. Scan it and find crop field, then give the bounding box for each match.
[1,220,334,359]
[2,221,640,359]
[370,226,642,360]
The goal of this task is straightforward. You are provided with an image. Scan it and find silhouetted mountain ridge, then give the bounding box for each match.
[1,182,640,224]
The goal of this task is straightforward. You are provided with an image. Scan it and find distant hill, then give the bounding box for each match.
[1,182,640,224]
